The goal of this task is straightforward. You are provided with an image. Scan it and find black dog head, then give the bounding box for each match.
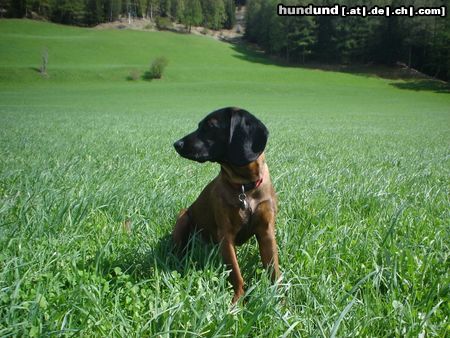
[173,107,269,166]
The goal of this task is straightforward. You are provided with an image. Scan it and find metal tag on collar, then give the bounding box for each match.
[238,185,249,210]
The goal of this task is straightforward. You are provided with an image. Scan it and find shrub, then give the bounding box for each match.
[143,57,168,80]
[155,17,172,31]
[144,23,155,30]
[127,70,140,81]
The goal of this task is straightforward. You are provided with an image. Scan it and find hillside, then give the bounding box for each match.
[1,19,448,114]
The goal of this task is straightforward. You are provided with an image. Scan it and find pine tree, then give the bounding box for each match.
[104,0,122,22]
[143,0,158,20]
[201,0,225,30]
[50,0,85,25]
[223,0,235,30]
[174,0,185,23]
[85,0,103,25]
[183,0,202,32]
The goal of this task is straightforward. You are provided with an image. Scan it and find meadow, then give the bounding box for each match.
[0,19,449,337]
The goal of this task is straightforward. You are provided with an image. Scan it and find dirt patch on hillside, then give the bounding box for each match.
[95,19,243,43]
[95,7,246,42]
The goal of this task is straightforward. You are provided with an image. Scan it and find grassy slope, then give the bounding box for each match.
[0,19,449,337]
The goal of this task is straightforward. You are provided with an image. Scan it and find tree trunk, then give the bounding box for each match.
[408,45,411,68]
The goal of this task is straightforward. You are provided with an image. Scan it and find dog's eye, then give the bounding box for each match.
[199,121,218,131]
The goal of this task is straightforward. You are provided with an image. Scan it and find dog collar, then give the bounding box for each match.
[221,164,264,192]
[231,177,263,192]
[243,177,263,192]
[238,177,263,211]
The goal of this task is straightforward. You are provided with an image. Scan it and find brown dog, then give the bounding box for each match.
[172,107,279,303]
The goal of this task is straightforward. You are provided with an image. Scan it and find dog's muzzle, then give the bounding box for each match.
[173,139,184,153]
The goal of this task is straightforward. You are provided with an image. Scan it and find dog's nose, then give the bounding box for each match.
[174,139,184,151]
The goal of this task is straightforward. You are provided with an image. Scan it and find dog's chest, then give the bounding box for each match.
[235,192,261,226]
[238,207,252,226]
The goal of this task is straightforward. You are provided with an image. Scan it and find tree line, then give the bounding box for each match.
[0,0,236,30]
[245,0,449,81]
[2,0,448,80]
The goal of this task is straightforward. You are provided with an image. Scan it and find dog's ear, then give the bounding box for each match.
[227,109,269,166]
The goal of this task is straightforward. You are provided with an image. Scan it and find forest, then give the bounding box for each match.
[2,0,449,80]
[1,0,237,30]
[245,0,449,81]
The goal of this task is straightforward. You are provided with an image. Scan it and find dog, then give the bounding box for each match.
[172,107,279,303]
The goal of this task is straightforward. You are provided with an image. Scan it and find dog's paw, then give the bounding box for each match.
[231,288,245,304]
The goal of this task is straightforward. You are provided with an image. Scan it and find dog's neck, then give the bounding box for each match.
[220,153,265,190]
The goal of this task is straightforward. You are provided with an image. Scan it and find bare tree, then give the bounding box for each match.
[40,47,48,76]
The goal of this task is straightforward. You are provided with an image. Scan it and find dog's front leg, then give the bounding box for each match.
[220,236,245,303]
[172,209,192,252]
[253,200,280,283]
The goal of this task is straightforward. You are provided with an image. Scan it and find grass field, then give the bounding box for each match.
[0,19,449,337]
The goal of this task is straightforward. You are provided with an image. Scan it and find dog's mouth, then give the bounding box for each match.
[174,136,217,163]
[180,153,209,163]
[173,143,210,163]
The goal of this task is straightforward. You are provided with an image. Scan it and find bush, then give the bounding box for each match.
[127,70,140,81]
[143,57,169,80]
[144,23,155,30]
[155,17,172,31]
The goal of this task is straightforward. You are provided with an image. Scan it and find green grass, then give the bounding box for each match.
[0,19,449,337]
